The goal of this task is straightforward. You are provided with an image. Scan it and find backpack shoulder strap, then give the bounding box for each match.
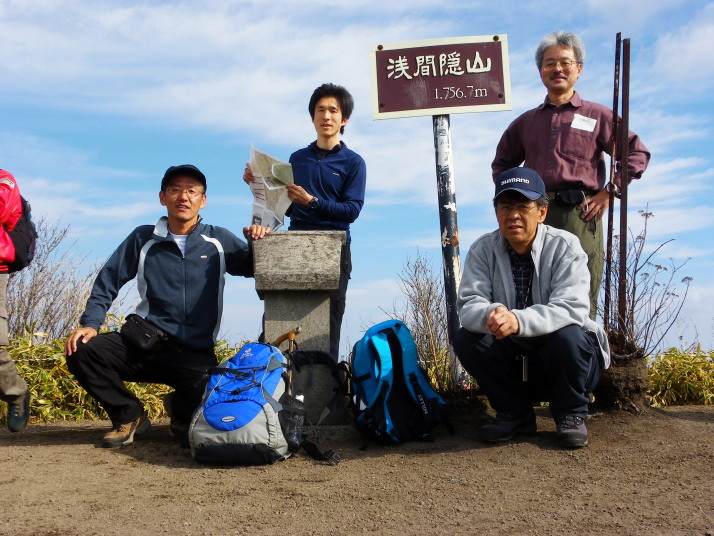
[391,323,444,403]
[352,329,400,442]
[387,322,455,437]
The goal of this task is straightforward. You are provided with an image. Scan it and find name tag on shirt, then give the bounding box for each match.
[571,113,597,132]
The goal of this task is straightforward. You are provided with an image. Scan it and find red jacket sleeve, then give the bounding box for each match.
[0,170,24,266]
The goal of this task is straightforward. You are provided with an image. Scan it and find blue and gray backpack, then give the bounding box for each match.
[351,319,454,444]
[189,342,339,465]
[189,343,290,465]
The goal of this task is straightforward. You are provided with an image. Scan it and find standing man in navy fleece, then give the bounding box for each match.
[244,83,367,359]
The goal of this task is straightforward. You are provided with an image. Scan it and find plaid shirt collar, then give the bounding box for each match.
[507,244,534,310]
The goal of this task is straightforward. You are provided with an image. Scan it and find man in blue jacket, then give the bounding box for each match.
[244,83,367,359]
[454,167,609,448]
[65,164,269,448]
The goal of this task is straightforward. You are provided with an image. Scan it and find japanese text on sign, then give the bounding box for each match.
[371,35,511,119]
[387,51,492,79]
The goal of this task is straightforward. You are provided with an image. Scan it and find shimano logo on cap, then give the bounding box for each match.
[501,177,530,185]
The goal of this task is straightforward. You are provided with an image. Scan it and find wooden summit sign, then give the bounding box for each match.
[370,35,511,119]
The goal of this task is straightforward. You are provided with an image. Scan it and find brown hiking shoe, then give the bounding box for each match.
[101,413,151,448]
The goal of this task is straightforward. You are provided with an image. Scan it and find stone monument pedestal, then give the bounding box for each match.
[253,230,347,425]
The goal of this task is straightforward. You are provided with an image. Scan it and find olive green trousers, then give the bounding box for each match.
[545,196,603,321]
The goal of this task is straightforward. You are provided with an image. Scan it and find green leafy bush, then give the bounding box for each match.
[647,348,714,406]
[0,330,243,424]
[3,330,712,425]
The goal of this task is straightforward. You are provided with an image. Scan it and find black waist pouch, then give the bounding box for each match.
[554,189,584,207]
[121,314,169,353]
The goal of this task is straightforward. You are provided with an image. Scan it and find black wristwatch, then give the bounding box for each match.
[308,196,319,210]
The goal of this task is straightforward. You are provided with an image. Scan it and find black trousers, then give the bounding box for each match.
[66,331,216,425]
[454,325,601,418]
[329,243,351,359]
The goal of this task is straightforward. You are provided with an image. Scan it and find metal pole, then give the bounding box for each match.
[431,114,467,385]
[617,39,631,334]
[604,32,621,330]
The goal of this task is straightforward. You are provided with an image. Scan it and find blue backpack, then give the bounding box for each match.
[351,319,453,443]
[189,343,290,465]
[189,342,340,466]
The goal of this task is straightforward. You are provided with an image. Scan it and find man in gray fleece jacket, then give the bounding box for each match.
[455,167,609,448]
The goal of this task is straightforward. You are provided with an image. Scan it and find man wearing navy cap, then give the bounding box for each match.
[65,165,270,448]
[454,167,610,448]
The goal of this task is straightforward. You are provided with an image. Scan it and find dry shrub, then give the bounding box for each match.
[386,250,479,404]
[597,209,693,411]
[602,208,692,356]
[391,251,454,393]
[7,219,102,340]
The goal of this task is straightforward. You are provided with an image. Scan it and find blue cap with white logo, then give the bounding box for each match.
[494,167,546,200]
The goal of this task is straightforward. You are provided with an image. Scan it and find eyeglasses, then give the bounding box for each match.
[165,187,204,199]
[496,203,537,215]
[541,59,580,72]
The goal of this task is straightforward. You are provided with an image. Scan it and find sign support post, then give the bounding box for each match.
[371,35,512,386]
[432,114,466,383]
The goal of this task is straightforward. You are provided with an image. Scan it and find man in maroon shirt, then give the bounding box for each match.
[492,31,650,319]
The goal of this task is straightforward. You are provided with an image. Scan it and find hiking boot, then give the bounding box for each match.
[480,411,536,443]
[101,413,151,448]
[555,415,589,448]
[7,391,31,432]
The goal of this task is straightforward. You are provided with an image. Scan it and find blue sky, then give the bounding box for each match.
[1,0,712,355]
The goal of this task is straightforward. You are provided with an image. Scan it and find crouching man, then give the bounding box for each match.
[454,167,609,448]
[64,164,269,448]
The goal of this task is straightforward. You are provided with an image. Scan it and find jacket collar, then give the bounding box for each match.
[152,216,203,239]
[309,140,345,155]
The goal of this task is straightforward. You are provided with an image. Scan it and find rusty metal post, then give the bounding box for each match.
[604,32,621,329]
[617,39,631,334]
[432,114,467,384]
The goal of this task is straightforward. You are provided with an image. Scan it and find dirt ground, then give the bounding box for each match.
[0,405,712,536]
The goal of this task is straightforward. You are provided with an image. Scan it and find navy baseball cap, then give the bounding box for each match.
[494,167,546,200]
[161,164,207,191]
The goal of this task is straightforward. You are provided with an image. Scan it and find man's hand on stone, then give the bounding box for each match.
[243,225,271,240]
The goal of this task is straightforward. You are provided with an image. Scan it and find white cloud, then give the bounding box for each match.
[342,278,404,352]
[651,3,714,90]
[613,205,714,243]
[659,281,714,351]
[581,0,692,33]
[629,159,714,209]
[218,277,265,345]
